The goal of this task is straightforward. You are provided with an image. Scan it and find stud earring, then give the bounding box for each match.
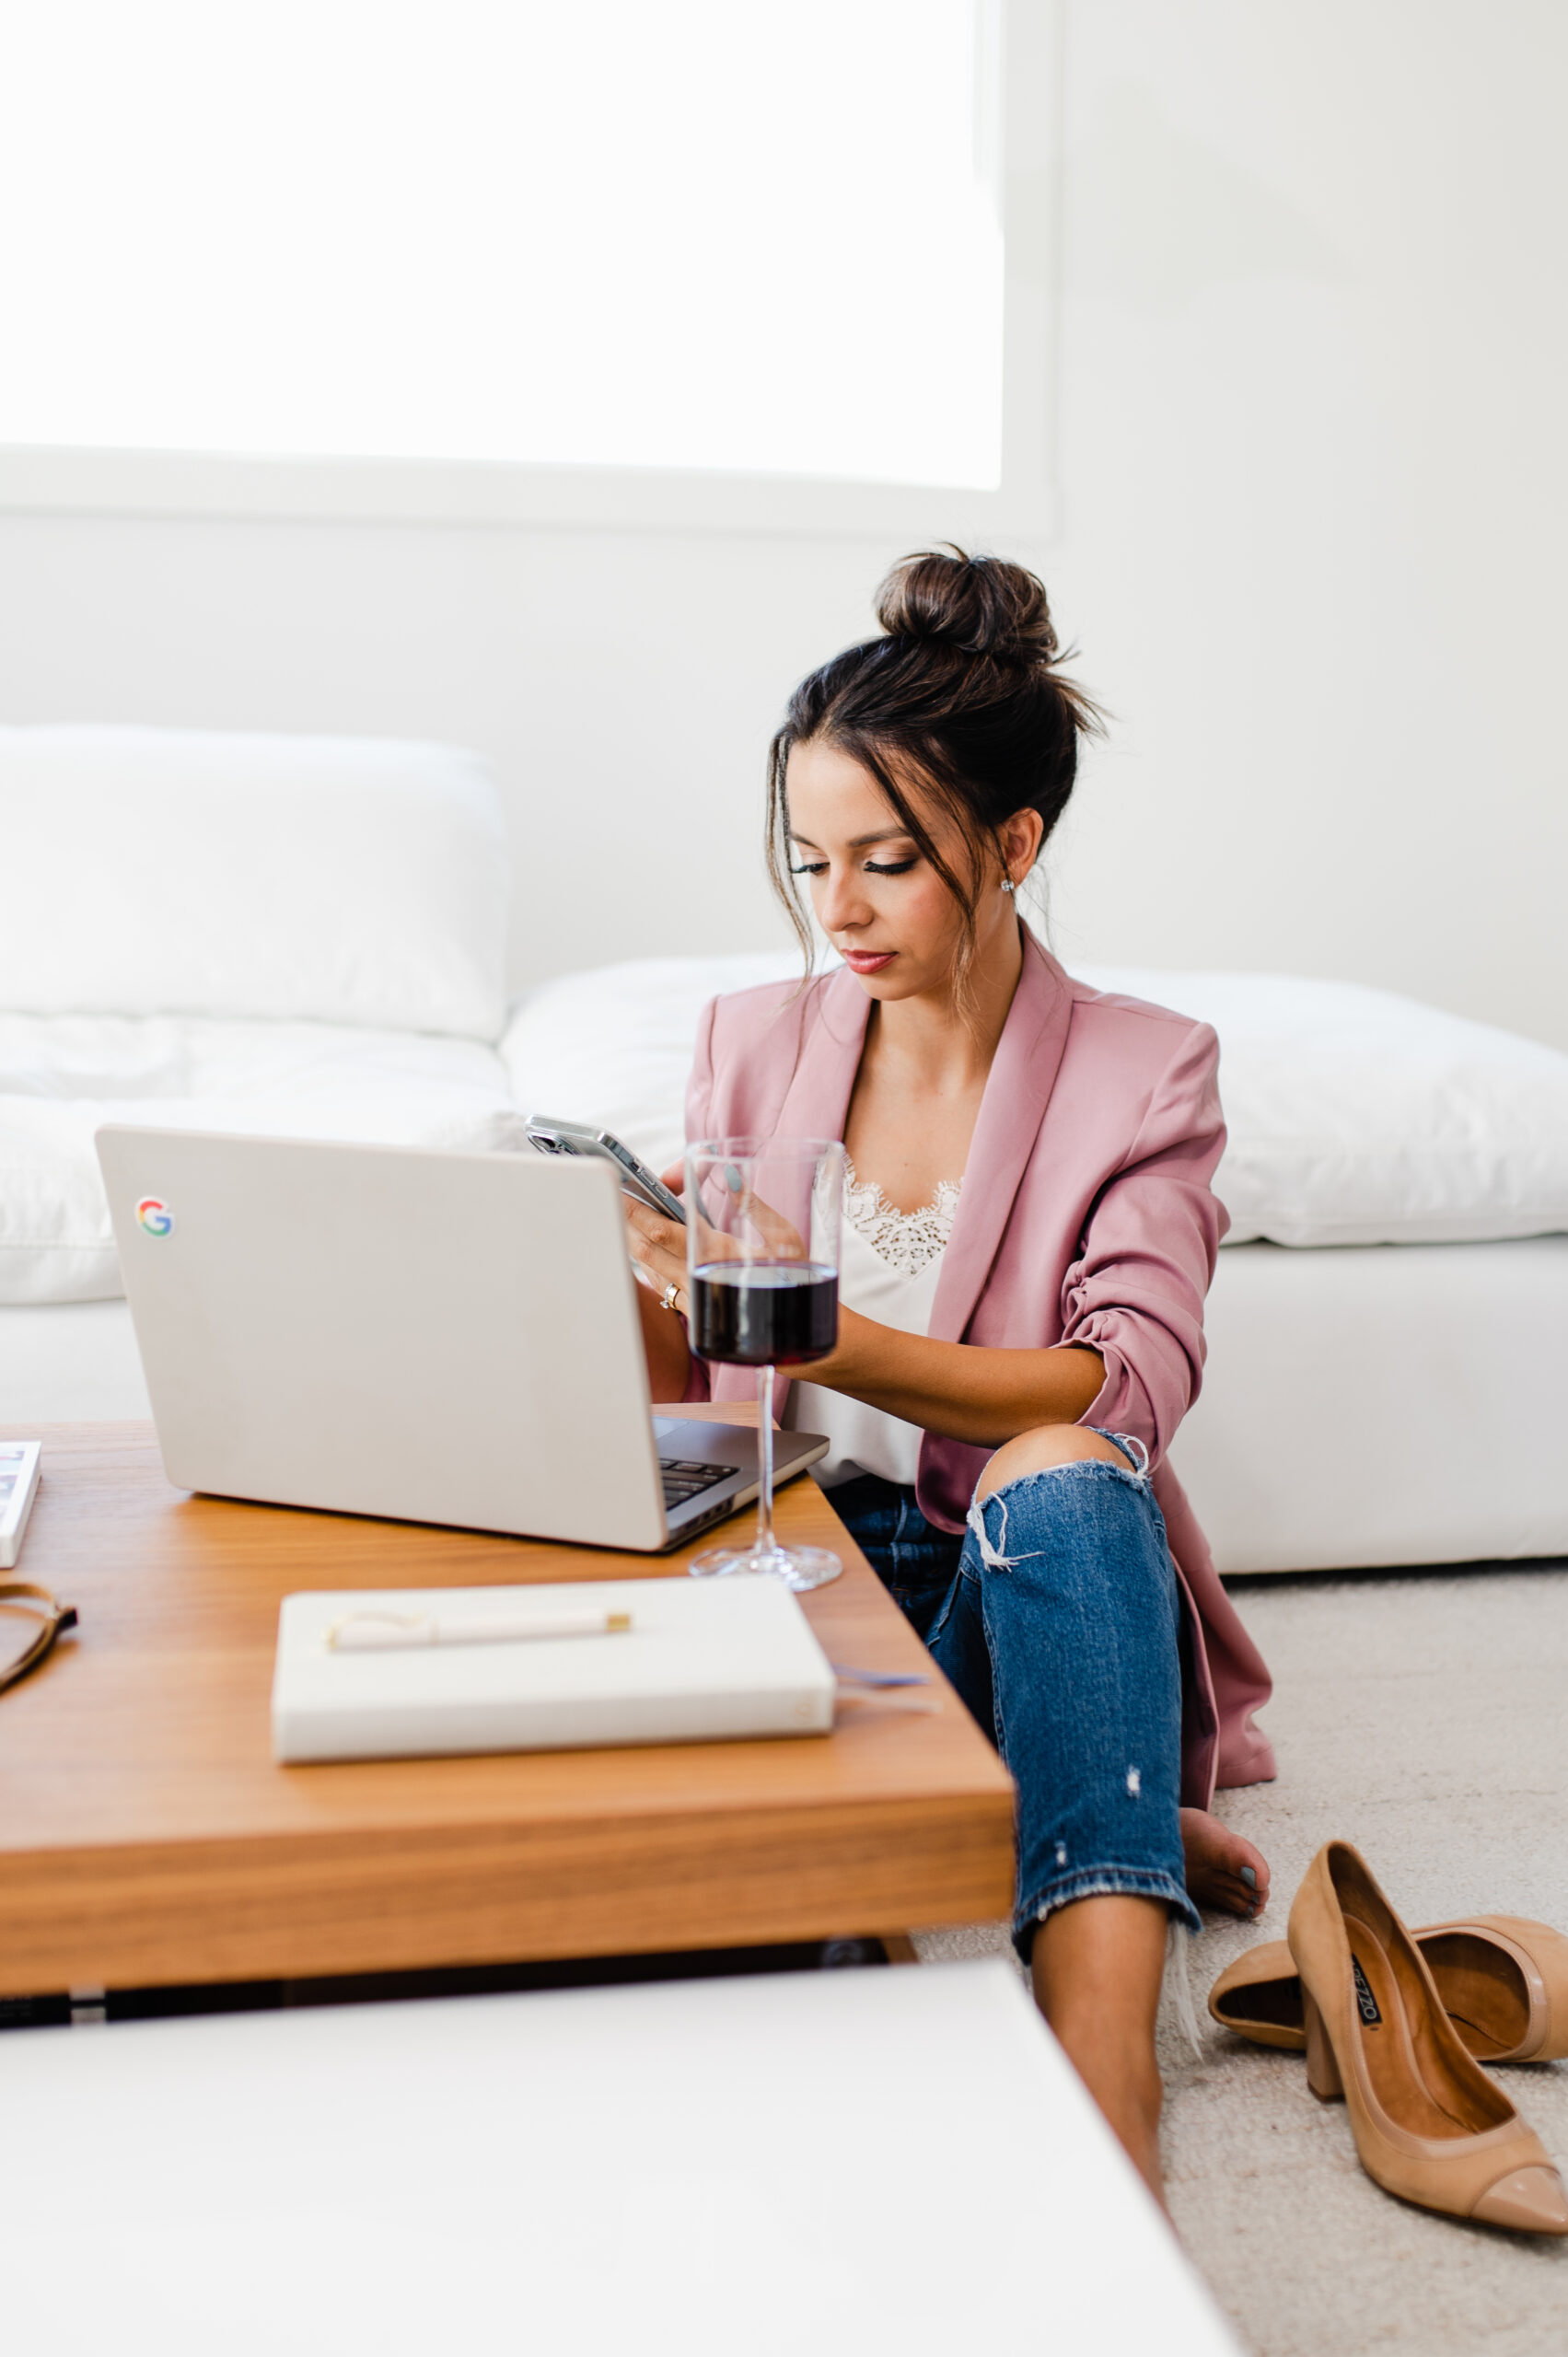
[1001,877,1016,895]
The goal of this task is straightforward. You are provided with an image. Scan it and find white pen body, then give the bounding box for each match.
[330,1609,631,1652]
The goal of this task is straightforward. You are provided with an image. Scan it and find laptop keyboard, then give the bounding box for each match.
[659,1457,732,1512]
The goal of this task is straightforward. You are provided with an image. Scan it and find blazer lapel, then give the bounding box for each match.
[771,965,871,1144]
[928,931,1074,1344]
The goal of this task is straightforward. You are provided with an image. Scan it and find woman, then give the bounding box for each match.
[627,549,1274,2200]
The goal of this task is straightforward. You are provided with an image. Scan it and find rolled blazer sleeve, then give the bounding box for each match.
[1061,1020,1228,1468]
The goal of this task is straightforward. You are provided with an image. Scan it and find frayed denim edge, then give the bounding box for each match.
[1012,1865,1201,1958]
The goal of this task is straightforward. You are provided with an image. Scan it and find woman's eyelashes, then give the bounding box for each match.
[787,852,918,877]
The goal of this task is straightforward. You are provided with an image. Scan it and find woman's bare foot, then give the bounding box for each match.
[1181,1806,1269,1919]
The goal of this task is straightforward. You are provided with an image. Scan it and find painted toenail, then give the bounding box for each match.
[1239,1866,1257,1889]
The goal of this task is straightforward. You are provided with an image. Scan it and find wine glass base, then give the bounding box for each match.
[689,1541,842,1592]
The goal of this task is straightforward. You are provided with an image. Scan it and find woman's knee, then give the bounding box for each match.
[977,1422,1129,1502]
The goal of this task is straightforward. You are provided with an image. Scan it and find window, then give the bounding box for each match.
[0,0,1059,535]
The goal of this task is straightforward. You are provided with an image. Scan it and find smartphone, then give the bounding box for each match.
[525,1116,687,1225]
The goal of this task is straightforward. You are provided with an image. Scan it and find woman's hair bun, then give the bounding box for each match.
[875,546,1060,665]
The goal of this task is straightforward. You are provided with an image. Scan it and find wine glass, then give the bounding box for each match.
[683,1135,844,1590]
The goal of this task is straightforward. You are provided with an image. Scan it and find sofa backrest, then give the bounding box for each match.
[0,726,508,1039]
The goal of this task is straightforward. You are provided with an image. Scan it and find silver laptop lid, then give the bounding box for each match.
[97,1127,670,1550]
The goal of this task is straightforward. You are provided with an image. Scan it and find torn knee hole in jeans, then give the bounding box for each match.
[966,1492,1018,1571]
[966,1434,1151,1570]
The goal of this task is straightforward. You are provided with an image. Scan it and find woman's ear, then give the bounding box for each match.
[1001,807,1046,885]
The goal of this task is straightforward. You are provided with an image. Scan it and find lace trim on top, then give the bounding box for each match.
[842,1155,962,1277]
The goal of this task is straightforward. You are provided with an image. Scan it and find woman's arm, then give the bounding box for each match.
[793,1318,1104,1447]
[627,1187,1100,1445]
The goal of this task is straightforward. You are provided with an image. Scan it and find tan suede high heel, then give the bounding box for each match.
[1288,1843,1568,2234]
[1210,1914,1568,2062]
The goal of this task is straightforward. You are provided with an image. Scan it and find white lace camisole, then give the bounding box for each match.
[785,1157,962,1491]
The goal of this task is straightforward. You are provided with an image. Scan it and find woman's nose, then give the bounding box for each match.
[817,866,871,934]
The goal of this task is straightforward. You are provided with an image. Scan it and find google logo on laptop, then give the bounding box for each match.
[136,1197,175,1237]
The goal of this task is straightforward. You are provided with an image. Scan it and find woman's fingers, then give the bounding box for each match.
[638,1161,808,1270]
[624,1198,679,1253]
[623,1199,685,1293]
[690,1165,807,1262]
[735,1186,808,1260]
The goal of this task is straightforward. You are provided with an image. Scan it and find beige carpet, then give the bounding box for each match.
[914,1562,1568,2356]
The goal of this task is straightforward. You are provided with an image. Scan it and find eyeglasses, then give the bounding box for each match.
[0,1583,78,1696]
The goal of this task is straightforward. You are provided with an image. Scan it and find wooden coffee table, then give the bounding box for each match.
[0,1416,1015,1996]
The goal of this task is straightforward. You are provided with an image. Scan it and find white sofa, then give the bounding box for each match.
[6,725,1568,1575]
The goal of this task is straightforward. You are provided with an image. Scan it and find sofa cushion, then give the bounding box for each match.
[0,1016,521,1305]
[1077,968,1568,1247]
[0,726,508,1039]
[503,955,1568,1249]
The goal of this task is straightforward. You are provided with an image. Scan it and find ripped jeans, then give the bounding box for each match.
[830,1433,1199,1952]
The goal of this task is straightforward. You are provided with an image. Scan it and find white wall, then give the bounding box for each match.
[1047,0,1568,1048]
[1,0,1564,1044]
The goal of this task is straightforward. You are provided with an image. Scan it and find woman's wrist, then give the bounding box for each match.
[636,1274,692,1399]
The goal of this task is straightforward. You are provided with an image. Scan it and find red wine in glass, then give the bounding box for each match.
[690,1262,839,1368]
[683,1138,845,1591]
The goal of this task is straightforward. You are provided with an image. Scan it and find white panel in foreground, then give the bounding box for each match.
[1,1961,1237,2356]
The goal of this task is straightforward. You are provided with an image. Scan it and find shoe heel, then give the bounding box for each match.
[1303,1991,1344,2102]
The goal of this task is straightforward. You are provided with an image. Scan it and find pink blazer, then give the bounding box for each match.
[683,927,1274,1805]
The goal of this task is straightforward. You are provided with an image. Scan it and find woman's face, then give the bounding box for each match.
[784,737,1036,1004]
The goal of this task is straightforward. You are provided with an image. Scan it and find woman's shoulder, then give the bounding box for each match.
[706,964,817,1025]
[1055,958,1210,1033]
[1053,958,1219,1074]
[1024,946,1221,1141]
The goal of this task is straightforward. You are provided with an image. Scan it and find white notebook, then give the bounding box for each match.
[0,1442,42,1570]
[272,1573,837,1764]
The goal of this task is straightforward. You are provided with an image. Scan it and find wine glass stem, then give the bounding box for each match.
[755,1363,777,1558]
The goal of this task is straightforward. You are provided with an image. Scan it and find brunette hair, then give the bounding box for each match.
[766,547,1102,1000]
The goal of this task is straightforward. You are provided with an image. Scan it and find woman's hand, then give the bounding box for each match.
[627,1162,793,1303]
[624,1165,689,1309]
[625,1165,693,1400]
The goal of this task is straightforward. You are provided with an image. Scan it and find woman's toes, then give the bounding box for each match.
[1179,1807,1270,1917]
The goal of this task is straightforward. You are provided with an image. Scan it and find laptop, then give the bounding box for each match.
[95,1127,828,1551]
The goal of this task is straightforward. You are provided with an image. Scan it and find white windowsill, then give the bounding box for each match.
[0,442,1060,540]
